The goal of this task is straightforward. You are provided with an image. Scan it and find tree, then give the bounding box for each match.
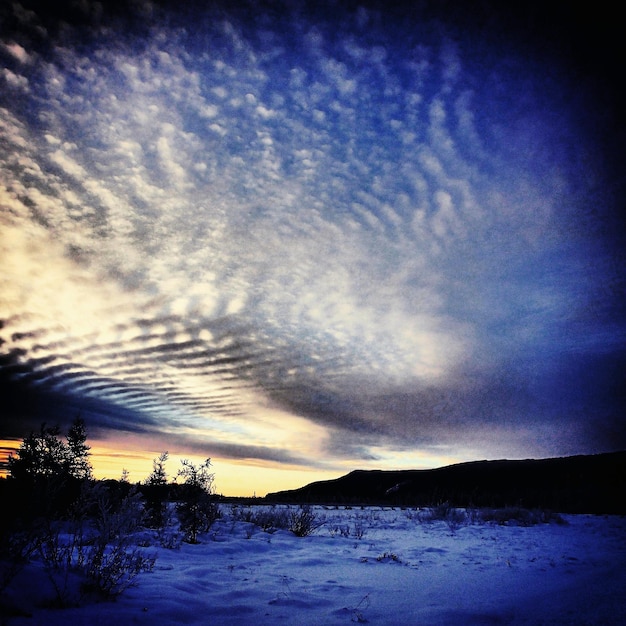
[142,452,170,529]
[65,416,92,480]
[7,419,93,483]
[146,451,168,486]
[177,458,214,494]
[175,458,219,543]
[6,421,93,527]
[8,424,69,482]
[1,423,156,605]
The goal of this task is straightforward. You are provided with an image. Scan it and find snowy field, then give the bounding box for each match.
[4,505,626,625]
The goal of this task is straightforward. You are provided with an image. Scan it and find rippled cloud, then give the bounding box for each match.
[1,0,624,480]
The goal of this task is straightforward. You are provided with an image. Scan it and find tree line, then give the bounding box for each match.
[0,419,220,607]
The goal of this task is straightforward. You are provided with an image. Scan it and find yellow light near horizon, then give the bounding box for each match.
[88,443,341,497]
[0,438,339,497]
[1,437,466,497]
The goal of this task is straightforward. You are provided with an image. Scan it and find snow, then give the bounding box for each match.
[4,506,626,625]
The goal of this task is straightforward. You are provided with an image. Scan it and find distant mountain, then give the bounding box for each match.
[265,452,626,514]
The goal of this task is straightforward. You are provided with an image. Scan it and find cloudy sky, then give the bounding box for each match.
[1,0,624,494]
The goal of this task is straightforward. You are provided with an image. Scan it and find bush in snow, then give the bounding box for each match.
[230,505,290,533]
[35,481,156,605]
[288,505,325,537]
[35,520,154,605]
[80,539,155,599]
[328,524,352,538]
[229,504,324,536]
[420,501,467,532]
[253,507,290,533]
[328,518,367,539]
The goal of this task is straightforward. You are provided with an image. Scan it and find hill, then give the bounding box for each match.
[265,451,626,514]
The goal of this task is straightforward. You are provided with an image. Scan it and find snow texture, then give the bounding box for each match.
[3,506,626,625]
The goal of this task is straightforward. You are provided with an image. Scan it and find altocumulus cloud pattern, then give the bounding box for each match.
[1,1,624,472]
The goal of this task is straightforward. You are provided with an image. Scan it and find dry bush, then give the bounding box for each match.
[33,483,156,606]
[288,505,325,537]
[419,502,467,532]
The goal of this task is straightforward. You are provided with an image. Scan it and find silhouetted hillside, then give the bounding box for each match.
[266,452,626,514]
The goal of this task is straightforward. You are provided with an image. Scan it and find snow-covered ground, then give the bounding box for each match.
[4,506,626,625]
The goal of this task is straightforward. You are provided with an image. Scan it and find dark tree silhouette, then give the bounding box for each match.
[142,452,170,529]
[7,418,93,483]
[65,416,92,481]
[146,451,168,486]
[8,424,68,483]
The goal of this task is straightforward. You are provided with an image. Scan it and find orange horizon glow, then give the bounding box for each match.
[0,437,461,497]
[0,438,344,497]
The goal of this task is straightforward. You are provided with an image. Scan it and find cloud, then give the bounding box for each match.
[1,41,32,64]
[1,0,624,473]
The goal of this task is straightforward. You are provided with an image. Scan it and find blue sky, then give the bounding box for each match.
[1,0,624,493]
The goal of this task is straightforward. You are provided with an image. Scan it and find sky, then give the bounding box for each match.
[1,0,624,495]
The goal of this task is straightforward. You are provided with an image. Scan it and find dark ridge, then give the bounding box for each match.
[265,452,626,514]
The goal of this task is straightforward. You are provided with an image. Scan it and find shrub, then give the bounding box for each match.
[328,519,367,540]
[228,505,284,533]
[81,541,155,598]
[419,502,467,532]
[288,505,324,537]
[34,483,156,605]
[328,524,351,538]
[246,507,290,533]
[352,519,367,540]
[36,526,156,604]
[77,481,146,541]
[230,505,255,524]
